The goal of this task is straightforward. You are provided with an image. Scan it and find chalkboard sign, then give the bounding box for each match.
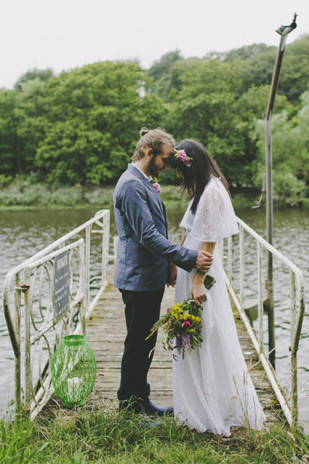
[54,251,70,322]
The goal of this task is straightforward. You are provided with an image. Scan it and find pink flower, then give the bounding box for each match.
[174,149,193,167]
[166,307,171,313]
[154,182,161,194]
[184,320,191,328]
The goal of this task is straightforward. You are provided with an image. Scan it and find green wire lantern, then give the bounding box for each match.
[51,334,96,408]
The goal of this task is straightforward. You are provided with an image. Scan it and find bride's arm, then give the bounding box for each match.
[180,232,187,246]
[192,241,216,305]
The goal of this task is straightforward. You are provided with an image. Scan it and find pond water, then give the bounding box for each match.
[0,203,308,425]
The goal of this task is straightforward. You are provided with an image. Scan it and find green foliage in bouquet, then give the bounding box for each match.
[146,275,216,358]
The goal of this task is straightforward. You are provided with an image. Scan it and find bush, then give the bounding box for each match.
[0,174,13,187]
[273,171,306,206]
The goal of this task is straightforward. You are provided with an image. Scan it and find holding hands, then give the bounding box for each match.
[195,250,213,272]
[192,246,215,306]
[167,263,177,288]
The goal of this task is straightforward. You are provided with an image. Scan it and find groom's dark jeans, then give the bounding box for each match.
[117,288,165,401]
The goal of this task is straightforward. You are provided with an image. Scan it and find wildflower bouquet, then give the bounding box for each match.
[146,275,216,359]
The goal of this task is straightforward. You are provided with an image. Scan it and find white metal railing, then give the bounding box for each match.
[220,216,306,427]
[3,210,110,419]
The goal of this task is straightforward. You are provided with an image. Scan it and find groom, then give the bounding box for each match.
[113,128,213,418]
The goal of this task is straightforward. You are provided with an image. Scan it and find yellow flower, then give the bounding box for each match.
[189,329,194,333]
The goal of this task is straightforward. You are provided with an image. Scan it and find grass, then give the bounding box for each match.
[0,403,308,464]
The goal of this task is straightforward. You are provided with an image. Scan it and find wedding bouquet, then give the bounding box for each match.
[146,275,216,359]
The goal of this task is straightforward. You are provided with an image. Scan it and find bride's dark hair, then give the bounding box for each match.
[170,139,229,214]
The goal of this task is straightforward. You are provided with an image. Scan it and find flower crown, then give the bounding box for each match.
[174,149,193,167]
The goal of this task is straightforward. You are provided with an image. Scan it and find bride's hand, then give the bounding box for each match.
[191,283,207,306]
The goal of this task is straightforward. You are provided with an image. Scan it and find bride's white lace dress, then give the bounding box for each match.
[173,177,265,436]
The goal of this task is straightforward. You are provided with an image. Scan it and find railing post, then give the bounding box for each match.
[291,274,298,426]
[267,255,275,368]
[264,15,297,370]
[291,343,298,426]
[102,212,110,287]
[290,272,296,347]
[80,240,86,333]
[23,268,32,413]
[227,235,232,282]
[85,225,91,313]
[257,243,264,354]
[14,274,22,416]
[265,116,275,367]
[291,274,305,427]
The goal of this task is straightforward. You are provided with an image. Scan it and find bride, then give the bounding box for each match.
[170,139,265,436]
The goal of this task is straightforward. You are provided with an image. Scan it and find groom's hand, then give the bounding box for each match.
[167,263,177,288]
[195,251,213,272]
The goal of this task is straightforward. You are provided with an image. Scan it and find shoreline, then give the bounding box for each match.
[0,183,308,210]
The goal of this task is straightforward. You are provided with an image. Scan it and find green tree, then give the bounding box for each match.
[35,61,166,184]
[0,90,24,175]
[278,35,309,102]
[148,50,183,101]
[240,35,309,102]
[14,79,49,175]
[149,50,182,81]
[233,85,290,186]
[14,68,54,91]
[164,58,251,185]
[223,43,274,62]
[251,89,309,204]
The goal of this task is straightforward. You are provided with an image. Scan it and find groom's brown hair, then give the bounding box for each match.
[132,128,175,161]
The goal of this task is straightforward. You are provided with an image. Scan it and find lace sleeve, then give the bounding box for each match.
[189,182,239,242]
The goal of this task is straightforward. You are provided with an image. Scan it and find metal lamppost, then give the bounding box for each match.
[265,14,297,368]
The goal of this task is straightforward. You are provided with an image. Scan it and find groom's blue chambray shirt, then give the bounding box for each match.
[113,164,198,291]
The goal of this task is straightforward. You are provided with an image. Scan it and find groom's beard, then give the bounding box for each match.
[148,156,164,178]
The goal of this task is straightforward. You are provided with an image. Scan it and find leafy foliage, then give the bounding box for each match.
[14,67,54,91]
[0,62,166,185]
[0,35,308,204]
[251,91,309,205]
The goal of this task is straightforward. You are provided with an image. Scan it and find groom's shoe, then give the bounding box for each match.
[119,400,159,428]
[137,410,160,428]
[142,399,174,417]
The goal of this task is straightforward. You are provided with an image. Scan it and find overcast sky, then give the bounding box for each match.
[0,0,307,89]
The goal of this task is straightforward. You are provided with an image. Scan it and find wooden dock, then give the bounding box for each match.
[83,277,285,425]
[44,273,285,425]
